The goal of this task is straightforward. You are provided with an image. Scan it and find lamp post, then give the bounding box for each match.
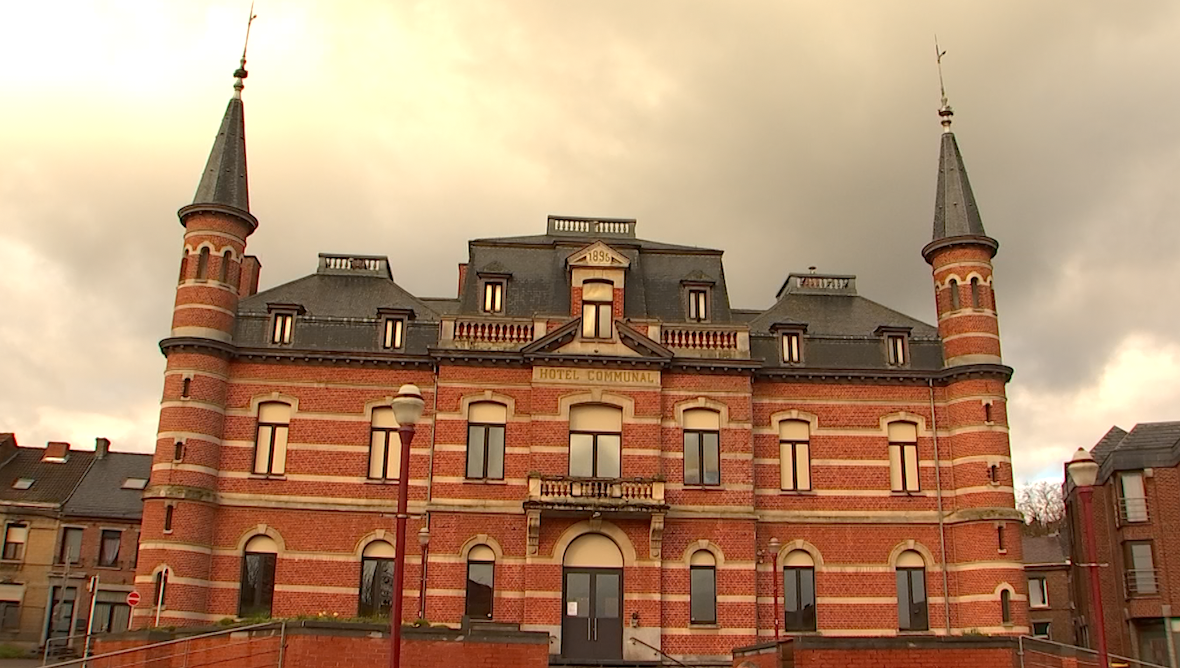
[1067,447,1108,668]
[768,537,781,640]
[417,526,431,621]
[389,384,425,668]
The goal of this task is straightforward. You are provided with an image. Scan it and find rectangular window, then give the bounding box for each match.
[467,424,506,480]
[779,429,811,492]
[271,313,294,345]
[382,318,404,350]
[2,524,27,561]
[369,408,399,481]
[784,567,817,632]
[358,557,393,617]
[1119,472,1147,523]
[239,553,276,618]
[888,423,920,492]
[896,568,928,631]
[1125,541,1157,596]
[57,527,82,565]
[99,530,121,567]
[254,424,289,475]
[683,431,720,486]
[91,591,131,633]
[0,601,18,630]
[781,332,801,364]
[1032,621,1051,639]
[688,289,708,322]
[886,334,907,366]
[580,281,613,339]
[569,433,621,478]
[466,560,495,620]
[483,281,504,314]
[689,565,716,624]
[997,525,1006,552]
[1028,577,1048,608]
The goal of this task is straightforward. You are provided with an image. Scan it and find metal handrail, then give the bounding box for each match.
[40,621,283,668]
[1018,635,1170,668]
[629,636,687,666]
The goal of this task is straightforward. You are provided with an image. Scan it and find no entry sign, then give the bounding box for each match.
[126,591,141,607]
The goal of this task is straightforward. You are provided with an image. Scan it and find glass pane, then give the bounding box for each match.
[784,569,799,613]
[684,433,701,485]
[467,562,495,619]
[582,304,596,338]
[904,444,919,491]
[780,442,795,489]
[795,443,811,490]
[595,573,620,619]
[359,559,376,614]
[370,430,387,478]
[569,434,594,477]
[598,304,612,338]
[566,572,590,618]
[690,567,715,623]
[896,570,911,630]
[597,434,621,478]
[487,426,505,479]
[888,445,903,491]
[466,426,486,478]
[111,604,130,633]
[702,433,720,485]
[800,567,816,631]
[255,425,273,474]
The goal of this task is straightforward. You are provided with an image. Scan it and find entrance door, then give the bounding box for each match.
[562,568,622,660]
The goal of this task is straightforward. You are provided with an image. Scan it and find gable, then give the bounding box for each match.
[567,242,631,269]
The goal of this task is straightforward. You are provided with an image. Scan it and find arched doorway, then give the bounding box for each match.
[562,533,623,660]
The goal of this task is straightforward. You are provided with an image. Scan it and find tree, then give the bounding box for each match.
[1016,480,1066,536]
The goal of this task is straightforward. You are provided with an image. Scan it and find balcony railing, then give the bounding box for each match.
[1118,497,1149,523]
[1125,569,1159,597]
[440,317,541,350]
[658,324,749,359]
[527,475,666,512]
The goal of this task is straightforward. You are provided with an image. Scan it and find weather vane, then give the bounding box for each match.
[935,36,953,131]
[233,3,257,97]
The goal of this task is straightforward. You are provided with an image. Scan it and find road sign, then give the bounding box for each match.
[126,591,141,607]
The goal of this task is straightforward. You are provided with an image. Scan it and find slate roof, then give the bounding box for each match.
[1095,421,1180,482]
[1089,425,1129,464]
[62,452,152,520]
[0,446,95,507]
[1022,534,1068,566]
[932,129,987,241]
[192,96,250,213]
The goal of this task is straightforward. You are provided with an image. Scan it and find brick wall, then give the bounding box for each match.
[735,636,1038,668]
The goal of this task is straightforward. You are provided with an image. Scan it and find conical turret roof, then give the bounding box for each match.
[932,128,985,240]
[192,96,249,213]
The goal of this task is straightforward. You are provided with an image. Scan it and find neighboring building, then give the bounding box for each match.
[1067,423,1180,666]
[0,435,149,649]
[1022,533,1071,643]
[136,63,1023,664]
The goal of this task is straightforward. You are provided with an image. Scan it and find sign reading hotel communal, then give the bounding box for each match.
[533,366,660,387]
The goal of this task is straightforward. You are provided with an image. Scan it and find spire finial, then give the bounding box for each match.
[935,36,953,133]
[233,3,257,99]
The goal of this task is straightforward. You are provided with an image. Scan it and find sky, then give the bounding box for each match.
[2,1,1179,483]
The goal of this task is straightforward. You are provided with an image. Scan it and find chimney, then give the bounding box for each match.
[457,263,468,298]
[95,437,110,459]
[42,442,70,462]
[239,256,262,298]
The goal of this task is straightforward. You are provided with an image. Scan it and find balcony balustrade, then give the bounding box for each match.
[526,474,666,513]
[658,324,750,359]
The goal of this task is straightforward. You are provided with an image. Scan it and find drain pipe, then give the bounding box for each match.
[929,379,951,634]
[420,363,440,620]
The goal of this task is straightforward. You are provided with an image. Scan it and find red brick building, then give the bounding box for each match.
[134,67,1025,663]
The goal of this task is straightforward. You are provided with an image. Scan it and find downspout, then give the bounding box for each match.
[420,361,440,620]
[929,379,951,634]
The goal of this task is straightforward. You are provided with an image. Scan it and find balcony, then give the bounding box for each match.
[656,324,750,359]
[1118,497,1149,524]
[1125,569,1159,597]
[439,317,542,350]
[526,475,667,514]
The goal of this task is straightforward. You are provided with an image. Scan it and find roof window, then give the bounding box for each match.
[121,478,149,490]
[11,479,33,490]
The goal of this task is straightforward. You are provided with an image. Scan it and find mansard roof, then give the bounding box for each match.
[1094,421,1180,482]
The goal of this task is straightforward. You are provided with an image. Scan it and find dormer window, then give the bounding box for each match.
[581,280,614,339]
[886,335,906,366]
[782,332,801,364]
[482,281,505,314]
[688,288,709,322]
[382,317,404,350]
[271,313,294,345]
[772,324,807,365]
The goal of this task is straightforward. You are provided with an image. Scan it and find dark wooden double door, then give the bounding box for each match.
[562,567,623,660]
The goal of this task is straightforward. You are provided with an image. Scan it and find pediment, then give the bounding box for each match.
[567,242,631,269]
[521,319,672,359]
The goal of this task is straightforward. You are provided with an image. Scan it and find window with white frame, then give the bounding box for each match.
[368,407,399,481]
[271,313,294,345]
[886,334,907,366]
[688,288,708,322]
[482,281,505,314]
[781,332,802,364]
[254,402,291,476]
[466,402,507,480]
[581,281,614,339]
[779,420,811,491]
[1028,577,1048,608]
[381,317,404,350]
[888,422,919,492]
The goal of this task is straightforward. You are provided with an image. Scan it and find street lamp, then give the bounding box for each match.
[768,537,781,640]
[389,384,425,668]
[1067,447,1108,668]
[417,526,431,620]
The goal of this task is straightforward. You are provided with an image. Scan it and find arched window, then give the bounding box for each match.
[683,409,720,486]
[254,403,291,476]
[1000,589,1012,624]
[779,421,811,491]
[970,277,982,308]
[896,550,928,631]
[368,408,399,481]
[173,441,185,462]
[568,405,622,478]
[581,281,614,339]
[467,403,507,480]
[689,550,716,624]
[153,570,168,609]
[888,422,919,492]
[181,377,191,399]
[239,536,278,618]
[178,253,188,284]
[359,541,394,617]
[163,505,174,533]
[783,550,816,632]
[948,279,960,310]
[466,545,495,620]
[196,248,210,280]
[219,250,232,284]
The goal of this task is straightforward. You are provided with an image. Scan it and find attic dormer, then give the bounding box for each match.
[568,242,630,332]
